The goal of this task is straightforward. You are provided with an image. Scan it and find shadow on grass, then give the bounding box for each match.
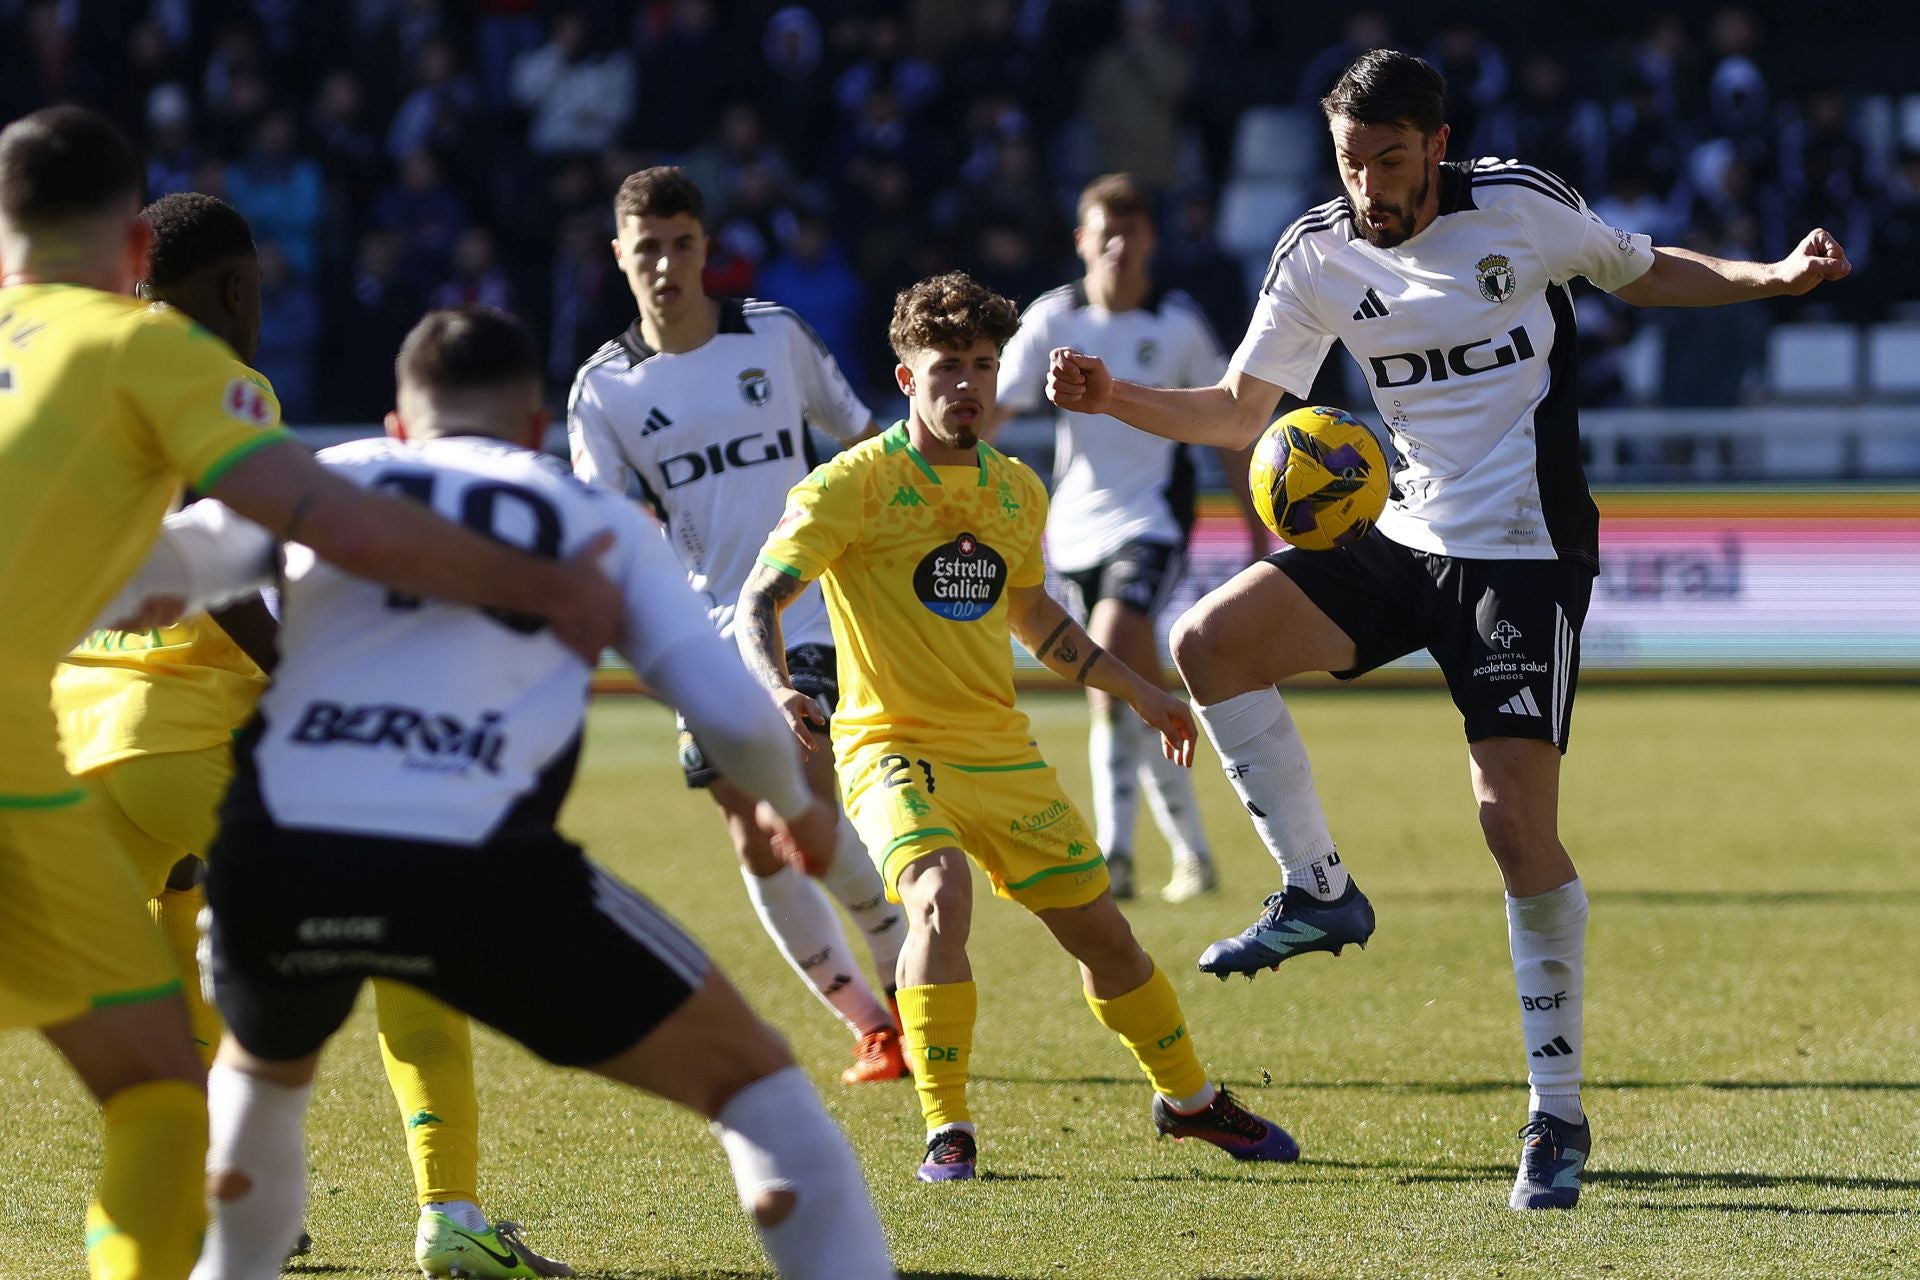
[975,1169,1064,1182]
[1375,1164,1920,1194]
[1387,888,1920,906]
[976,1075,1920,1093]
[1628,1202,1914,1216]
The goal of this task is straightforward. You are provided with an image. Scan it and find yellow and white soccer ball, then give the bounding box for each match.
[1249,405,1390,551]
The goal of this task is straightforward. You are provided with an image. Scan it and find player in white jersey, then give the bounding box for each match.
[1048,50,1851,1212]
[104,309,894,1280]
[567,168,909,1084]
[998,173,1269,904]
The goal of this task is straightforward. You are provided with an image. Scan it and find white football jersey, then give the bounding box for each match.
[1230,159,1655,563]
[1000,284,1225,572]
[184,436,718,844]
[567,298,872,642]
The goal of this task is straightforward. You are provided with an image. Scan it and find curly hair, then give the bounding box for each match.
[888,271,1020,362]
[140,192,255,291]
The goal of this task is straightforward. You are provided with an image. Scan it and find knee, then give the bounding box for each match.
[900,859,970,941]
[1476,798,1553,867]
[1168,606,1215,679]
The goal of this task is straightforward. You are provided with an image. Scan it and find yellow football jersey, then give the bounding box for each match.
[0,285,286,797]
[56,616,267,776]
[758,421,1050,766]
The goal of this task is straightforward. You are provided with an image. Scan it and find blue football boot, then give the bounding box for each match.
[1509,1110,1590,1209]
[1196,881,1376,979]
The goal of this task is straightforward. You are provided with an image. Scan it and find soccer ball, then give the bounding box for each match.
[1249,405,1390,551]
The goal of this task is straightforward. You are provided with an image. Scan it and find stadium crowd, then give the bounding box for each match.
[4,0,1912,418]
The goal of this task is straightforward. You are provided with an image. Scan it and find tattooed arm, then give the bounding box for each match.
[1006,582,1196,765]
[736,562,825,751]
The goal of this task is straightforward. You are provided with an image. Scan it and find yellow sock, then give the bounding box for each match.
[373,980,479,1206]
[895,982,976,1130]
[85,1079,208,1280]
[1084,964,1209,1101]
[149,887,219,1069]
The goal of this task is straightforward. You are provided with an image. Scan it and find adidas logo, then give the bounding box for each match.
[1531,1035,1575,1059]
[641,406,673,436]
[1351,287,1391,321]
[1497,687,1543,718]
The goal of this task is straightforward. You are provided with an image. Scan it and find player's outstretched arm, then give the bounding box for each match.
[736,561,822,751]
[1008,583,1196,766]
[1047,348,1281,450]
[207,440,621,660]
[1611,229,1852,308]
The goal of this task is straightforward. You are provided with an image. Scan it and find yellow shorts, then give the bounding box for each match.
[80,744,233,897]
[843,745,1109,912]
[0,793,179,1029]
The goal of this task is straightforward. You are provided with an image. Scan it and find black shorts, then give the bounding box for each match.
[1268,530,1595,750]
[678,642,837,788]
[1061,540,1186,620]
[202,815,708,1066]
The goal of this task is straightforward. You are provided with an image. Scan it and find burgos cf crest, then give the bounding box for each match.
[738,368,772,406]
[1476,253,1516,304]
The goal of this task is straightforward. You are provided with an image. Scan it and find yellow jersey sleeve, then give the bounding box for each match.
[1009,465,1051,588]
[759,458,865,583]
[122,314,288,491]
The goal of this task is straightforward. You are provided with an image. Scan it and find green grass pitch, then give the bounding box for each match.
[3,686,1916,1279]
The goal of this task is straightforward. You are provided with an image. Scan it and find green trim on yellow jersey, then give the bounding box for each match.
[90,977,184,1008]
[1003,849,1107,892]
[0,787,86,809]
[881,420,994,487]
[944,758,1047,773]
[759,553,806,579]
[195,427,290,491]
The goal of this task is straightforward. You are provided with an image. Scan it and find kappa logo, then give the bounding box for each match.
[1351,286,1391,321]
[1490,619,1523,649]
[738,367,772,406]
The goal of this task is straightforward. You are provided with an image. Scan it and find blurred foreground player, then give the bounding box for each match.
[101,308,892,1280]
[1048,50,1851,1209]
[739,273,1299,1181]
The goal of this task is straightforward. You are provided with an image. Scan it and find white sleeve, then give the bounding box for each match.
[1227,248,1336,398]
[788,312,873,445]
[566,368,629,492]
[996,300,1055,413]
[1496,164,1655,291]
[89,499,278,632]
[1173,295,1227,388]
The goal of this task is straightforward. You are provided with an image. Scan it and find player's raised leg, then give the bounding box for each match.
[891,848,980,1180]
[1034,888,1298,1161]
[1470,737,1591,1209]
[1170,561,1376,976]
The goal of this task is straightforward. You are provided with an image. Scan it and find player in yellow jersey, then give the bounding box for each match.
[736,271,1301,1180]
[0,107,618,1280]
[51,192,572,1278]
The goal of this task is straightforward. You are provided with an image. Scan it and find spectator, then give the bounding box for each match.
[309,70,383,208]
[1481,52,1606,197]
[1777,90,1875,286]
[387,37,482,164]
[684,104,794,225]
[545,211,633,388]
[144,86,200,200]
[431,228,516,312]
[1079,0,1192,190]
[834,13,942,121]
[511,8,635,157]
[1869,149,1920,319]
[1296,10,1393,107]
[475,0,545,109]
[755,5,835,172]
[1607,71,1689,200]
[635,0,730,153]
[324,230,425,420]
[226,109,326,279]
[253,242,323,420]
[372,149,469,286]
[1422,21,1507,156]
[756,210,869,389]
[1659,217,1768,407]
[1156,186,1247,348]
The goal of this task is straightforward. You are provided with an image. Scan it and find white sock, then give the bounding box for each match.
[191,1064,310,1280]
[1088,701,1142,862]
[742,865,891,1036]
[422,1199,488,1232]
[1193,688,1347,899]
[1139,728,1210,863]
[712,1067,894,1280]
[1161,1082,1218,1114]
[1508,878,1588,1123]
[926,1120,976,1141]
[820,814,905,993]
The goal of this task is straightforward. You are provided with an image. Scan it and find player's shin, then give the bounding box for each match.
[151,886,220,1067]
[1139,743,1209,865]
[191,1063,308,1280]
[1507,878,1588,1123]
[86,1079,208,1280]
[896,981,976,1132]
[1193,688,1347,899]
[711,1067,893,1279]
[742,865,892,1036]
[373,981,480,1208]
[1084,964,1213,1109]
[819,816,905,989]
[1089,701,1143,865]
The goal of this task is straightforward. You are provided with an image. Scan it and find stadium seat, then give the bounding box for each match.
[1231,107,1323,182]
[1218,177,1307,258]
[1865,323,1920,398]
[1766,323,1860,401]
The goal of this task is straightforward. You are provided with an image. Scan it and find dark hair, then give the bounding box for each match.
[614,166,705,226]
[888,271,1020,361]
[141,193,255,290]
[0,106,142,227]
[1320,49,1447,136]
[1077,172,1152,225]
[395,307,541,394]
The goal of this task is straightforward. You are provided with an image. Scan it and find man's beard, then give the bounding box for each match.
[1359,170,1431,249]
